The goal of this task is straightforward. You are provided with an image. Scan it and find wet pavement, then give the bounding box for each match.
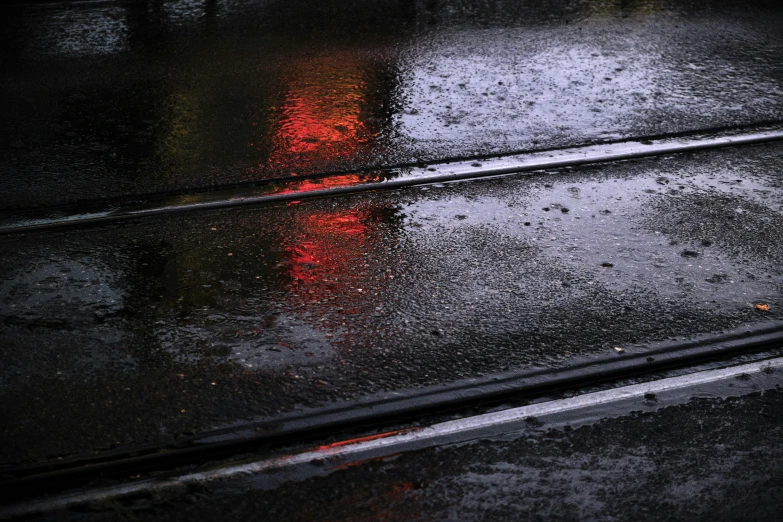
[3,0,783,514]
[2,140,783,467]
[2,0,783,209]
[28,361,783,521]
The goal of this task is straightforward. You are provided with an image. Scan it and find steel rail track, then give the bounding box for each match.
[2,123,783,235]
[3,123,783,513]
[3,346,783,518]
[2,321,782,505]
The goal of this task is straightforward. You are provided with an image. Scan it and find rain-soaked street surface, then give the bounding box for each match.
[36,376,783,521]
[2,140,783,467]
[2,0,783,209]
[3,0,783,517]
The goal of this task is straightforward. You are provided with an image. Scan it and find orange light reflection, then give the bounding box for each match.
[276,173,374,197]
[314,429,408,453]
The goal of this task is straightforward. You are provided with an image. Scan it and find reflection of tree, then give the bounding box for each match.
[123,0,168,52]
[410,0,664,25]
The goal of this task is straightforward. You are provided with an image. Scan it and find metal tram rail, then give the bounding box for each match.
[3,123,783,517]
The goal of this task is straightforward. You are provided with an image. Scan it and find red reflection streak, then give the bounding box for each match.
[314,430,408,453]
[330,453,404,471]
[281,94,362,155]
[269,59,369,164]
[276,173,370,196]
[287,208,370,285]
[265,59,384,293]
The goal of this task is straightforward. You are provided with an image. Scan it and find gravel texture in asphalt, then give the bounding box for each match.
[37,375,783,521]
[2,142,782,467]
[2,0,783,208]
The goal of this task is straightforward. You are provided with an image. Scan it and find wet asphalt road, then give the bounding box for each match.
[2,0,783,209]
[2,141,783,467]
[45,385,783,521]
[2,0,783,511]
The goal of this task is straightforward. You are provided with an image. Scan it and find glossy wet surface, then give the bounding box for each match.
[2,0,783,209]
[4,126,783,233]
[2,141,783,467]
[54,386,783,521]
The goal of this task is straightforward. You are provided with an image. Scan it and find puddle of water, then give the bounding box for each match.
[3,0,783,209]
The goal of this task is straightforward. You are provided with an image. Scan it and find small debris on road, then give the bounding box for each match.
[755,303,771,311]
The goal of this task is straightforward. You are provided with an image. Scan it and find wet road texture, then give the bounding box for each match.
[4,141,783,467]
[2,0,783,209]
[34,370,783,521]
[2,0,783,515]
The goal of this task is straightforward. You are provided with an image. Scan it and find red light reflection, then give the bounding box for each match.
[314,429,407,453]
[278,90,363,156]
[286,207,370,285]
[276,173,376,197]
[262,54,403,336]
[266,55,380,169]
[269,58,379,291]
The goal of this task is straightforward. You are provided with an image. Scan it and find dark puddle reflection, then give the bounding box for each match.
[0,195,411,465]
[2,0,783,209]
[4,140,783,465]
